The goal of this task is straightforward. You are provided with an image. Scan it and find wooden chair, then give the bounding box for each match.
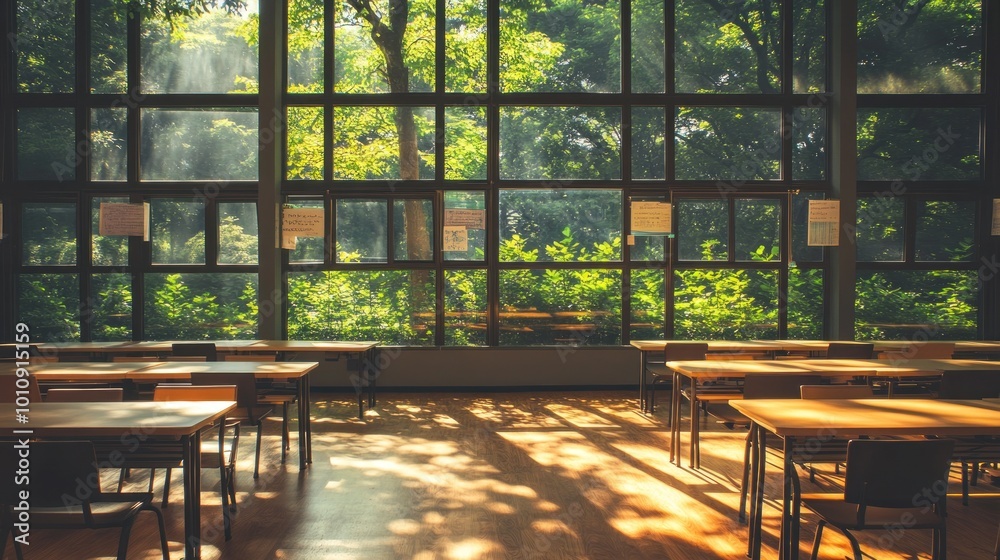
[645,342,708,415]
[825,342,874,359]
[191,373,274,478]
[172,342,218,361]
[45,387,124,402]
[1,441,170,560]
[799,384,874,399]
[878,341,955,360]
[224,354,294,462]
[938,370,1000,505]
[802,439,954,560]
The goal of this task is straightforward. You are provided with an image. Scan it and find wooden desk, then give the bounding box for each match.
[0,401,235,560]
[120,340,264,353]
[0,361,160,381]
[731,398,1000,560]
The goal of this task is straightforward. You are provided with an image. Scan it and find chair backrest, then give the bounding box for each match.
[45,387,124,402]
[800,384,874,399]
[742,374,822,400]
[938,370,1000,399]
[154,384,237,402]
[662,342,709,361]
[172,342,218,361]
[825,342,874,359]
[706,353,757,361]
[224,354,277,362]
[843,439,954,510]
[165,356,208,362]
[190,373,258,409]
[0,441,102,507]
[112,356,159,362]
[0,375,42,404]
[880,342,955,360]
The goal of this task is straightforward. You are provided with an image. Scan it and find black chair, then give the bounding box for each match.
[825,342,874,359]
[0,375,41,404]
[802,438,954,560]
[645,342,708,415]
[192,372,274,479]
[938,370,1000,505]
[171,342,218,361]
[1,441,169,560]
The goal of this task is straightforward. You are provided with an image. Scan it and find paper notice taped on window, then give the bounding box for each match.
[444,208,485,229]
[282,207,325,238]
[630,201,671,235]
[99,202,150,240]
[443,226,468,252]
[807,199,839,246]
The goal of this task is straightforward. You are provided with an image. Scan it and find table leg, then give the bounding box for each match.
[689,381,699,469]
[367,348,377,409]
[304,370,312,464]
[749,425,766,560]
[670,371,681,465]
[183,432,202,560]
[638,350,647,413]
[297,376,309,469]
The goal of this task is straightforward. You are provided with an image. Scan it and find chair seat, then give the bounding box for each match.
[802,494,944,529]
[646,364,672,379]
[33,497,152,528]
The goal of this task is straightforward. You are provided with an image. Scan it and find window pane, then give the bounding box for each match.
[333,107,435,180]
[499,269,622,345]
[91,0,128,94]
[630,268,665,340]
[336,200,387,263]
[674,269,779,339]
[89,273,132,341]
[499,190,622,263]
[735,199,780,262]
[445,106,487,180]
[791,192,824,263]
[857,0,981,94]
[632,107,665,180]
[394,200,434,261]
[444,191,486,262]
[857,108,980,181]
[675,107,781,181]
[787,268,823,339]
[334,0,434,93]
[677,199,728,261]
[675,0,780,93]
[151,199,206,265]
[92,197,130,267]
[793,0,826,93]
[446,0,487,92]
[91,108,128,181]
[145,273,258,339]
[18,108,75,181]
[444,269,487,346]
[632,0,665,93]
[915,200,975,262]
[141,109,259,181]
[16,0,75,93]
[287,107,324,180]
[856,271,977,340]
[499,0,620,93]
[500,107,621,180]
[288,0,324,93]
[792,107,827,180]
[288,200,326,264]
[219,202,259,265]
[18,274,80,341]
[22,203,76,266]
[856,197,903,262]
[629,237,666,262]
[141,6,258,93]
[287,271,435,345]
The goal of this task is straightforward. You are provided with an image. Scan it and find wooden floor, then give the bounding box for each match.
[5,391,1000,559]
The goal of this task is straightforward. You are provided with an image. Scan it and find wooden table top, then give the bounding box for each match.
[133,360,319,380]
[246,340,378,352]
[665,358,1000,378]
[0,401,235,437]
[731,398,1000,437]
[120,340,264,352]
[630,340,787,352]
[0,361,162,381]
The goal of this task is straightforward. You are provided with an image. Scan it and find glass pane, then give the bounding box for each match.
[856,270,977,340]
[675,107,781,181]
[91,0,128,93]
[288,200,326,263]
[144,273,258,339]
[18,274,80,341]
[444,269,488,346]
[287,271,435,345]
[630,268,665,340]
[500,107,621,180]
[629,236,666,262]
[141,5,258,93]
[141,109,259,181]
[16,0,75,93]
[791,192,824,263]
[674,269,779,339]
[333,107,435,180]
[787,268,824,339]
[735,199,780,262]
[91,197,130,267]
[499,189,622,263]
[915,200,975,262]
[446,0,487,92]
[18,108,75,181]
[632,0,665,93]
[675,0,781,93]
[219,202,259,265]
[499,269,622,345]
[288,0,324,93]
[151,199,206,265]
[393,200,434,261]
[91,108,128,181]
[89,273,132,341]
[22,203,76,266]
[793,0,826,93]
[445,106,487,180]
[857,0,981,94]
[856,197,903,262]
[444,191,486,261]
[676,199,728,261]
[499,0,620,93]
[857,108,981,181]
[792,107,826,180]
[336,200,387,263]
[632,107,665,180]
[334,0,434,93]
[287,106,324,180]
